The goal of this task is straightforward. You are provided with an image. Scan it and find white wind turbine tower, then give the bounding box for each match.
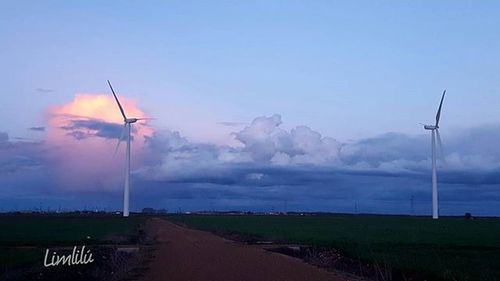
[423,90,446,219]
[108,80,148,217]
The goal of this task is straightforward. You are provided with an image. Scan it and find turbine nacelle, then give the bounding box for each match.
[125,118,138,124]
[424,125,437,130]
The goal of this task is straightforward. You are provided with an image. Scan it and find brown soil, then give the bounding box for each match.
[139,218,360,281]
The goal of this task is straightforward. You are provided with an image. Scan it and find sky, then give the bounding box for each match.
[1,1,500,215]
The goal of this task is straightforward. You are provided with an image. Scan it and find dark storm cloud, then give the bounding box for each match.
[3,114,500,215]
[439,169,500,185]
[28,126,45,132]
[132,174,481,214]
[132,116,500,216]
[142,164,340,187]
[0,132,8,143]
[447,125,500,154]
[0,132,43,174]
[0,156,40,173]
[61,119,127,140]
[66,130,88,140]
[339,132,428,166]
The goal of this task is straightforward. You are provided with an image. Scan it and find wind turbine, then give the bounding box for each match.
[108,80,146,217]
[423,90,446,219]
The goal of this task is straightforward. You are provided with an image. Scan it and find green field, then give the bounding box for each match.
[0,214,146,269]
[170,214,500,281]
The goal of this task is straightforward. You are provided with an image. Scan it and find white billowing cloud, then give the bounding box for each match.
[144,129,189,154]
[234,114,341,165]
[217,146,252,163]
[234,114,288,162]
[139,114,343,182]
[138,117,500,190]
[288,126,340,165]
[270,152,291,165]
[141,129,217,180]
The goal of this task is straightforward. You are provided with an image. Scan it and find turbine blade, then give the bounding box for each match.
[435,89,446,127]
[113,123,127,158]
[107,80,127,120]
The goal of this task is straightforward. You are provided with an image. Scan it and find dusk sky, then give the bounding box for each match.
[1,1,500,215]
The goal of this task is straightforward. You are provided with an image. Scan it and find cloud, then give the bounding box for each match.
[340,132,428,166]
[140,116,415,185]
[233,114,341,165]
[41,94,154,191]
[0,132,43,174]
[8,111,500,191]
[338,125,500,176]
[131,115,500,215]
[0,132,8,143]
[138,115,344,186]
[28,126,45,132]
[218,121,246,127]
[35,88,54,93]
[3,107,500,215]
[139,115,421,191]
[60,119,126,140]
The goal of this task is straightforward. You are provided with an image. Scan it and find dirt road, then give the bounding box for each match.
[139,218,353,281]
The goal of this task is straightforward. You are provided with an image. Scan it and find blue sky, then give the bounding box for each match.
[1,1,500,215]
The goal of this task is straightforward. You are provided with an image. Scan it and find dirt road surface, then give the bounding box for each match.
[139,218,355,281]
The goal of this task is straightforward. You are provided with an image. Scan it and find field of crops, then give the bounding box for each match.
[171,214,500,281]
[0,214,145,270]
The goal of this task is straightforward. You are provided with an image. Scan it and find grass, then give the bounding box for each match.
[0,214,146,269]
[170,214,500,281]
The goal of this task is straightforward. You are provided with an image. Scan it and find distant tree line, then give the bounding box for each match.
[141,208,168,214]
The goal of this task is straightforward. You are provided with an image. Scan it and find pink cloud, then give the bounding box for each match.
[43,94,154,191]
